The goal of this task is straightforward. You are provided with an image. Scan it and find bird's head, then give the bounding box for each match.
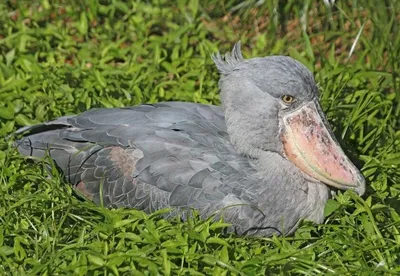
[213,42,365,195]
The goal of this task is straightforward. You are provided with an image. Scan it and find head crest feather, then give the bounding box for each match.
[212,41,244,75]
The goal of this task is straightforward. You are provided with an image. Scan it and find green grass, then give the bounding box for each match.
[0,0,399,274]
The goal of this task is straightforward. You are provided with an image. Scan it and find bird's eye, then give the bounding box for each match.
[281,95,295,104]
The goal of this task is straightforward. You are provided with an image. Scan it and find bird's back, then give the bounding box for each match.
[17,102,261,217]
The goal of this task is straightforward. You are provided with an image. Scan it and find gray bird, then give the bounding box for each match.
[16,42,365,236]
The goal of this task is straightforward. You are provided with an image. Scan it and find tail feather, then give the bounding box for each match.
[17,128,102,185]
[15,115,74,136]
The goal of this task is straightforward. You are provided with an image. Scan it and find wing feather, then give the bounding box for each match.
[17,102,264,226]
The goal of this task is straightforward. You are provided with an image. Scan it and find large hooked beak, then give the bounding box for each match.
[281,101,365,195]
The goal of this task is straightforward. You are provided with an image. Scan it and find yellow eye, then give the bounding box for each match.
[281,95,295,104]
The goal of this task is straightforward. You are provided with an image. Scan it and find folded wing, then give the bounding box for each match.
[17,103,259,217]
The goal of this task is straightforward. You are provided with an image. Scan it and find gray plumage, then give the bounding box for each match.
[16,43,337,236]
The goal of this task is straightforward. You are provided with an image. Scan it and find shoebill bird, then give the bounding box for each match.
[16,42,365,236]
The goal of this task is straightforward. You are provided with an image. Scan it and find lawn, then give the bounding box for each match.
[0,0,400,274]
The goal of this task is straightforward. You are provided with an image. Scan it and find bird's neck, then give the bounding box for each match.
[256,151,330,221]
[223,107,268,158]
[219,75,284,159]
[253,151,305,188]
